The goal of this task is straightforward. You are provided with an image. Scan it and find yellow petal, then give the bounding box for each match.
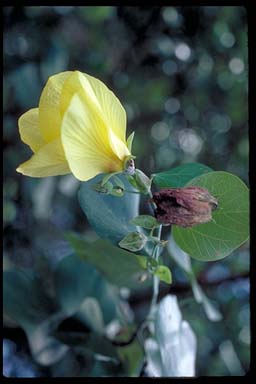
[60,71,95,113]
[16,139,70,177]
[60,71,130,160]
[107,129,130,160]
[61,92,123,181]
[18,108,45,152]
[39,71,72,142]
[82,72,127,143]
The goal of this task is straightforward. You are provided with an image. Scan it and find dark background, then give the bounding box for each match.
[3,6,249,377]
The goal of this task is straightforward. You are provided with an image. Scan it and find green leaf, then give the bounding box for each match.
[190,279,222,321]
[152,162,213,188]
[3,269,68,365]
[119,231,148,252]
[54,331,119,361]
[77,298,105,334]
[118,339,144,377]
[130,215,159,229]
[66,233,147,288]
[167,236,192,275]
[54,253,118,325]
[78,174,139,245]
[127,131,135,153]
[173,171,249,261]
[154,265,172,284]
[3,270,54,330]
[168,236,222,321]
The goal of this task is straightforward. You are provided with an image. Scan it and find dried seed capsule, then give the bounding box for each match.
[152,186,218,227]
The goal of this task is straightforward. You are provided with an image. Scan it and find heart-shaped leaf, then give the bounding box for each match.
[172,171,249,261]
[78,174,139,245]
[152,163,213,188]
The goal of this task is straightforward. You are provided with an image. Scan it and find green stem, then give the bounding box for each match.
[124,190,142,194]
[147,196,162,321]
[127,171,162,326]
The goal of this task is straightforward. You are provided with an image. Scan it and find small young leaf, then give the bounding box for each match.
[119,231,148,252]
[130,215,159,229]
[154,265,172,284]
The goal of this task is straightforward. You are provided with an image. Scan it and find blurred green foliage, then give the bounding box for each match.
[3,6,249,377]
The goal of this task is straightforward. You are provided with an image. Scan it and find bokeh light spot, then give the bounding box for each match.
[151,121,170,142]
[175,43,191,61]
[163,7,178,23]
[220,32,235,48]
[229,58,244,75]
[178,128,203,155]
[199,54,214,74]
[162,59,178,75]
[210,113,231,133]
[165,97,180,114]
[217,72,234,90]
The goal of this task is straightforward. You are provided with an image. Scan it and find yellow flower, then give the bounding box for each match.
[16,70,132,181]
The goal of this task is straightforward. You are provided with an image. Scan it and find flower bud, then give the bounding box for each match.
[152,186,218,227]
[124,157,135,175]
[134,169,152,195]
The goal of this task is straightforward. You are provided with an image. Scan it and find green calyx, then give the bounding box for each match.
[92,181,124,197]
[127,169,152,195]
